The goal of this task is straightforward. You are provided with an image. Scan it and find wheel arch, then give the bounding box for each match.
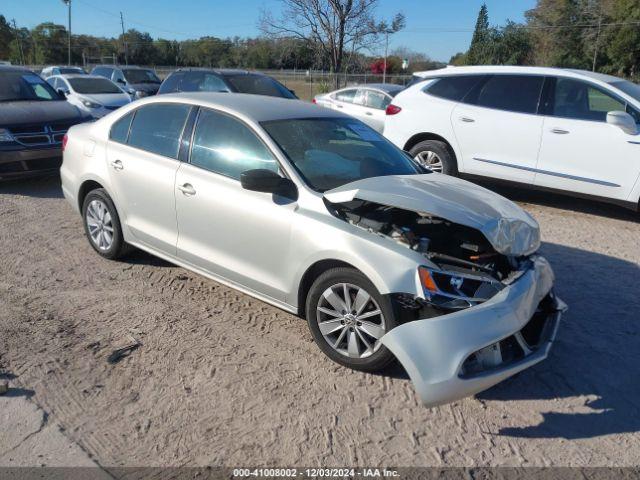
[403,132,457,161]
[77,179,105,212]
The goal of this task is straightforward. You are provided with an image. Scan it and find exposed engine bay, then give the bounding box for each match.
[327,198,532,319]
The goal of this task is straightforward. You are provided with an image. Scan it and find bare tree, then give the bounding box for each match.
[260,0,404,86]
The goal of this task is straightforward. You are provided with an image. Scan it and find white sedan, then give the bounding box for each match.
[314,83,404,132]
[47,74,131,119]
[383,66,640,210]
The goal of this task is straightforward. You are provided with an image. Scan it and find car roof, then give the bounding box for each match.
[0,65,32,74]
[93,65,152,70]
[57,74,110,80]
[172,68,262,76]
[144,92,344,122]
[412,65,627,85]
[357,83,405,93]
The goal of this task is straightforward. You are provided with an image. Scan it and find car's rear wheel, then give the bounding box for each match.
[305,267,397,372]
[410,140,457,176]
[82,188,130,260]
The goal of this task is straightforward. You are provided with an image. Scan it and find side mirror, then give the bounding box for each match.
[116,78,125,84]
[57,88,68,98]
[240,169,297,199]
[607,111,638,135]
[289,89,296,96]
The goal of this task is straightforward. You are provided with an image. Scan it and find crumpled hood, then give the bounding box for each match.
[323,173,540,257]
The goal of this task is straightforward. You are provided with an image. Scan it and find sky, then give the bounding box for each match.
[2,0,537,62]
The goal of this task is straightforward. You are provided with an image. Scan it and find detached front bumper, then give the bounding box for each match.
[0,146,62,180]
[380,256,566,407]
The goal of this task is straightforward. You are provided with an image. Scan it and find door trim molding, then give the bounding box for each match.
[472,157,621,188]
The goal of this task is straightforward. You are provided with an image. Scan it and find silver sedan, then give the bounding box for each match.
[61,92,565,406]
[313,83,404,132]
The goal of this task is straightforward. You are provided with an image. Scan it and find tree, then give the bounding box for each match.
[467,3,490,64]
[0,16,13,60]
[605,0,640,78]
[259,0,404,86]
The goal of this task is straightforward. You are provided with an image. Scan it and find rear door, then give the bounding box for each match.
[535,76,640,200]
[105,103,192,254]
[360,89,391,132]
[452,74,545,184]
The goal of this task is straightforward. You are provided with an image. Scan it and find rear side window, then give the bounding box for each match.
[334,89,358,103]
[425,76,483,101]
[551,77,625,122]
[127,104,191,158]
[190,108,279,180]
[224,74,295,99]
[109,111,134,144]
[179,72,228,93]
[364,90,391,110]
[471,75,544,114]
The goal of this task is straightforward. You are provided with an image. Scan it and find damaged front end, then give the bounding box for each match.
[323,174,566,406]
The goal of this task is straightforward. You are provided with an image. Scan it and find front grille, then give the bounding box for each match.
[8,122,77,147]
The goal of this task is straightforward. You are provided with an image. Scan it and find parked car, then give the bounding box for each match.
[384,66,640,210]
[90,65,161,99]
[158,68,297,99]
[0,65,88,180]
[41,65,86,78]
[314,83,404,132]
[61,92,565,407]
[47,74,131,118]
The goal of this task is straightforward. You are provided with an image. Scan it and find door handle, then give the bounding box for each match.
[365,111,373,116]
[551,128,570,135]
[177,183,196,196]
[460,117,475,123]
[336,104,343,109]
[110,160,123,170]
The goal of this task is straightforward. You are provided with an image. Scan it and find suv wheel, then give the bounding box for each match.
[409,140,458,176]
[82,188,131,260]
[305,267,397,372]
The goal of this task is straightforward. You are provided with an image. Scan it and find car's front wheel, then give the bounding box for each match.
[409,139,457,176]
[305,267,397,372]
[82,188,130,260]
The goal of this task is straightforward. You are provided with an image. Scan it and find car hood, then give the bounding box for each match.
[323,174,540,257]
[0,100,83,127]
[80,93,131,106]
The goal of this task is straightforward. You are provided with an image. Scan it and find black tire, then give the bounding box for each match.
[305,267,397,372]
[81,188,131,260]
[409,139,458,176]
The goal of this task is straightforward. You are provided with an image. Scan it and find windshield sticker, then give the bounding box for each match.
[347,123,382,142]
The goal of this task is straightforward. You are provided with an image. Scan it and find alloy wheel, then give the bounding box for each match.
[316,283,386,359]
[414,150,444,172]
[85,199,114,251]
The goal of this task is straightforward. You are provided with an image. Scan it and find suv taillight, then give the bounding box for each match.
[386,104,402,115]
[62,134,68,152]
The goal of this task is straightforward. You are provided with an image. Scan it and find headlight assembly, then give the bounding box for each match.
[134,90,148,99]
[418,266,504,309]
[0,128,16,143]
[81,99,102,109]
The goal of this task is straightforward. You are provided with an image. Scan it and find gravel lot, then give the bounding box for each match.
[0,175,639,468]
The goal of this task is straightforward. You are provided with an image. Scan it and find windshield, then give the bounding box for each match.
[261,117,422,192]
[69,77,122,94]
[123,69,160,84]
[610,80,640,103]
[225,74,296,99]
[0,72,61,102]
[59,67,85,75]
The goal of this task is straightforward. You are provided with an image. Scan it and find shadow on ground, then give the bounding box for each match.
[0,174,63,199]
[477,241,640,439]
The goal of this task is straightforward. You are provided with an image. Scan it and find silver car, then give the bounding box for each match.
[61,93,566,406]
[314,84,405,132]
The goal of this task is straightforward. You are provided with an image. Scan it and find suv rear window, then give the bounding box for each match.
[425,76,483,101]
[224,74,296,99]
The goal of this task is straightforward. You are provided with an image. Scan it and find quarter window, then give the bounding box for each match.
[364,90,390,110]
[472,75,544,114]
[425,76,483,101]
[551,78,625,122]
[190,108,279,180]
[109,111,134,144]
[127,104,191,158]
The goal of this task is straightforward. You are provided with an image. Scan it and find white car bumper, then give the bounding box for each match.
[381,256,566,407]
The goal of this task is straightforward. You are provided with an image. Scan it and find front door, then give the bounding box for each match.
[174,107,295,302]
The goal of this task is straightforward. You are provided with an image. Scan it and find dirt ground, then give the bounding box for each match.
[0,175,639,468]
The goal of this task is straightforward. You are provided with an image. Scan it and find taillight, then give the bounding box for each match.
[312,98,317,104]
[386,104,402,115]
[62,133,68,152]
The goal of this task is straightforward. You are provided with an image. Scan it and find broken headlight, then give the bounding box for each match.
[418,266,504,309]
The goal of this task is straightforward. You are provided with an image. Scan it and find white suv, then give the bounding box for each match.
[384,66,640,210]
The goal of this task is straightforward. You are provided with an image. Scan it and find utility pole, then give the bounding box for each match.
[120,12,128,65]
[11,19,25,65]
[383,31,389,84]
[62,0,71,65]
[592,12,602,72]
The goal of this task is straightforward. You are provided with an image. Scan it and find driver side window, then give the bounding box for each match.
[551,78,625,122]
